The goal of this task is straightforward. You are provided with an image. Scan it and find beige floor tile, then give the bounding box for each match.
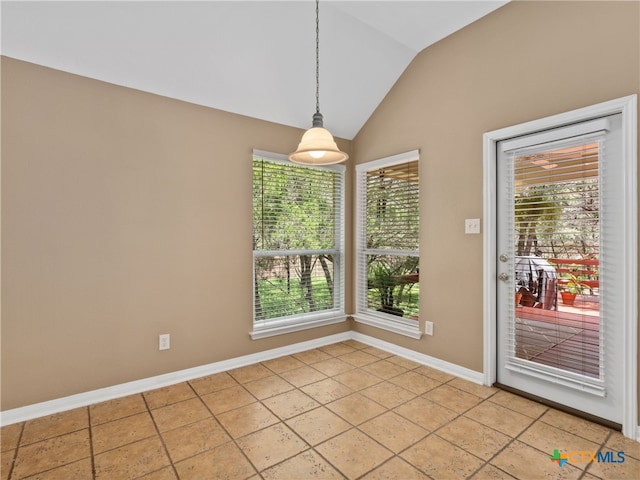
[326,393,386,425]
[470,464,517,479]
[316,428,393,479]
[360,346,393,359]
[228,363,273,383]
[605,431,640,461]
[1,423,23,452]
[360,381,416,409]
[488,390,548,419]
[161,417,230,463]
[584,449,640,479]
[174,441,255,479]
[539,409,611,444]
[401,434,484,480]
[385,355,423,370]
[216,402,279,438]
[279,365,328,387]
[333,369,381,391]
[465,401,534,437]
[394,396,458,432]
[447,378,498,399]
[188,371,237,396]
[491,440,583,480]
[340,340,368,350]
[312,358,354,376]
[262,389,320,420]
[320,343,357,357]
[261,355,306,374]
[389,370,442,395]
[92,411,157,454]
[338,350,379,367]
[413,365,456,383]
[90,394,148,425]
[1,450,15,480]
[261,449,343,479]
[292,349,332,365]
[150,397,211,433]
[436,416,511,460]
[94,436,170,479]
[20,457,93,480]
[518,420,600,460]
[143,383,196,410]
[244,375,295,400]
[286,407,351,446]
[200,384,256,414]
[301,378,354,404]
[423,384,483,413]
[361,457,431,480]
[359,411,428,453]
[21,408,88,445]
[13,430,91,479]
[581,473,605,480]
[361,359,407,379]
[136,466,178,480]
[236,423,307,471]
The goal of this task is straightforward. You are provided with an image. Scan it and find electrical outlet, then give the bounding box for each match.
[425,321,434,336]
[465,218,481,234]
[159,334,170,350]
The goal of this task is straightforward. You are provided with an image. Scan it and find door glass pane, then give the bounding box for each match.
[512,140,601,379]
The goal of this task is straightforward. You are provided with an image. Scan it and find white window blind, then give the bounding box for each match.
[252,152,345,333]
[355,151,420,337]
[506,129,606,393]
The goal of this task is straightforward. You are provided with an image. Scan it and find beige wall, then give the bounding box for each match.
[0,57,352,409]
[352,0,639,404]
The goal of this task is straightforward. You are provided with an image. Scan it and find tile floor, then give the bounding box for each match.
[2,340,639,479]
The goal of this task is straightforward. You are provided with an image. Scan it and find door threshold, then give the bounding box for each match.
[493,382,622,431]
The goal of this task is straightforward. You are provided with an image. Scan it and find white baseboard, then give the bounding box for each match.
[0,331,351,426]
[351,332,485,385]
[8,330,635,440]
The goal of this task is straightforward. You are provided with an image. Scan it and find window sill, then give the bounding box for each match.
[250,315,347,340]
[352,313,423,339]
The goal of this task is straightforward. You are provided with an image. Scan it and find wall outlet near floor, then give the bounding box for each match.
[425,321,434,336]
[159,334,170,350]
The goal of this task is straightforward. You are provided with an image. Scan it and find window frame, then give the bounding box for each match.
[250,150,346,340]
[354,150,422,339]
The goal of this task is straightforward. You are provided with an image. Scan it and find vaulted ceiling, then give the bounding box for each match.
[1,1,508,139]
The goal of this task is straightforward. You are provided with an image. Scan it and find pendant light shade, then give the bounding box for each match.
[289,113,349,165]
[289,0,348,166]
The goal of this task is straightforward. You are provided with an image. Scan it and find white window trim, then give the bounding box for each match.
[354,149,422,339]
[251,149,346,339]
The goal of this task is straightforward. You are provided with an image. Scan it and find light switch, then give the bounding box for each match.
[465,218,481,234]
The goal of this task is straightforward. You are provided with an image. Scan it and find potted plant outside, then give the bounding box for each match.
[560,272,589,306]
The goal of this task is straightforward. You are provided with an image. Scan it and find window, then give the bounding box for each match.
[251,150,345,339]
[355,150,421,338]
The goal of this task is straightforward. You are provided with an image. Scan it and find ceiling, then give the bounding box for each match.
[1,0,508,139]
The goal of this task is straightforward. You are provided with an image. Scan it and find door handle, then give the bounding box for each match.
[498,272,509,282]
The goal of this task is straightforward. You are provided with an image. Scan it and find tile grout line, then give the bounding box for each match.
[140,388,180,479]
[4,420,25,480]
[87,406,97,480]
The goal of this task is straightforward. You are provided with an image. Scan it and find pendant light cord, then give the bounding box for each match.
[315,0,320,115]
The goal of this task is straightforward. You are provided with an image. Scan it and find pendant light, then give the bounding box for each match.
[289,0,348,165]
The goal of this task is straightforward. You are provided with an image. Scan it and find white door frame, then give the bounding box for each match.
[482,95,638,440]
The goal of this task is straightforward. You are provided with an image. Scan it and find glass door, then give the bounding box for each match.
[496,114,624,424]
